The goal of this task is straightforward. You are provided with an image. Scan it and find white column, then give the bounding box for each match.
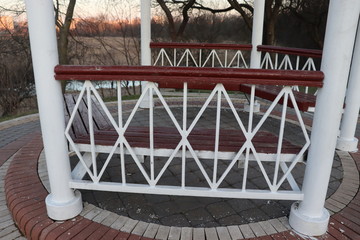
[25,0,82,220]
[250,0,265,69]
[245,0,265,113]
[336,19,360,152]
[140,0,152,108]
[289,0,360,236]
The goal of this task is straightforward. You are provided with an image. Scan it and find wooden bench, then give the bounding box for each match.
[249,45,323,112]
[239,84,317,112]
[64,93,303,162]
[58,66,323,162]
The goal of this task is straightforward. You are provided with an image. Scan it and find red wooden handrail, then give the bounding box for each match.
[257,45,322,59]
[150,42,253,51]
[55,65,323,89]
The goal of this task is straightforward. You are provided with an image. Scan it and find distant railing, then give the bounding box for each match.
[151,42,252,68]
[151,42,323,96]
[56,65,323,200]
[258,45,322,94]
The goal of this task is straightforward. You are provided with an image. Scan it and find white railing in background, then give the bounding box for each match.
[151,42,252,68]
[261,52,317,71]
[258,45,322,94]
[151,43,323,96]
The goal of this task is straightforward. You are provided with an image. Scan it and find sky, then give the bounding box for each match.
[0,0,140,20]
[0,0,231,21]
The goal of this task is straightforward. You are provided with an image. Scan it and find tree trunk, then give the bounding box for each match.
[156,0,195,42]
[263,0,281,45]
[264,18,276,45]
[156,0,177,41]
[176,0,196,39]
[57,0,77,92]
[227,0,253,31]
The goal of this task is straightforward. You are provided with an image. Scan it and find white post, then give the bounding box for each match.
[336,19,360,152]
[245,0,265,113]
[250,0,265,69]
[289,0,360,236]
[25,0,82,220]
[140,0,152,108]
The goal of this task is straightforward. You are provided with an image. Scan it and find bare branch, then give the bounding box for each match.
[227,0,253,30]
[191,2,234,14]
[176,0,195,38]
[156,0,177,41]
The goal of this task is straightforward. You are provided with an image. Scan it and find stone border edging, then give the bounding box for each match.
[0,155,26,239]
[0,113,39,131]
[37,148,359,239]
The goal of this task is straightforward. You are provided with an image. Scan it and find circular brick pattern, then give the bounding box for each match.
[37,98,357,238]
[2,98,359,239]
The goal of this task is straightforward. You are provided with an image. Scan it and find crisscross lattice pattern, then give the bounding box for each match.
[66,80,310,200]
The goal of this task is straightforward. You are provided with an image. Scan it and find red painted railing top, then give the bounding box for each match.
[257,45,323,58]
[150,42,253,50]
[55,65,323,88]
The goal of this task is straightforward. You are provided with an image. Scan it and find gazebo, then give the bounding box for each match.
[23,0,360,237]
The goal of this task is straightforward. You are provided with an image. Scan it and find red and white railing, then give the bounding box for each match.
[151,42,323,96]
[258,45,322,94]
[55,65,323,200]
[151,42,252,68]
[258,45,322,71]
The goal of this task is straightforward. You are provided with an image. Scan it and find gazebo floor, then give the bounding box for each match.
[0,100,359,240]
[68,103,340,229]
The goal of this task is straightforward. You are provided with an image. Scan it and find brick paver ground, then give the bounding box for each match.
[0,99,359,239]
[4,137,359,239]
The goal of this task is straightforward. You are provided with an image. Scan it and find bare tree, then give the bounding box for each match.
[156,0,196,41]
[0,15,34,116]
[284,0,328,48]
[197,0,282,45]
[1,0,78,65]
[54,0,77,92]
[226,0,253,30]
[263,0,282,45]
[154,0,290,45]
[55,0,77,65]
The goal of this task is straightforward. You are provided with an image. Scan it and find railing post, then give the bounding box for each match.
[289,0,360,236]
[250,0,265,69]
[245,0,265,113]
[336,18,360,152]
[140,0,152,108]
[25,0,82,220]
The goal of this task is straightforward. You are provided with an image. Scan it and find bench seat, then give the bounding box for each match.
[64,94,303,162]
[73,127,301,154]
[239,84,316,112]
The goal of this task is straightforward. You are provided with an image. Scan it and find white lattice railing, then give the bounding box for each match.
[151,43,322,96]
[258,45,322,94]
[56,65,323,200]
[151,42,252,68]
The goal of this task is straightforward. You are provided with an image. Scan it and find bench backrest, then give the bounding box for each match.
[64,94,113,139]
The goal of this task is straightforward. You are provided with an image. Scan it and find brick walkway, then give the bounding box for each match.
[0,100,359,239]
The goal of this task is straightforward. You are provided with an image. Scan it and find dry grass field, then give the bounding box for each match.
[68,36,140,66]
